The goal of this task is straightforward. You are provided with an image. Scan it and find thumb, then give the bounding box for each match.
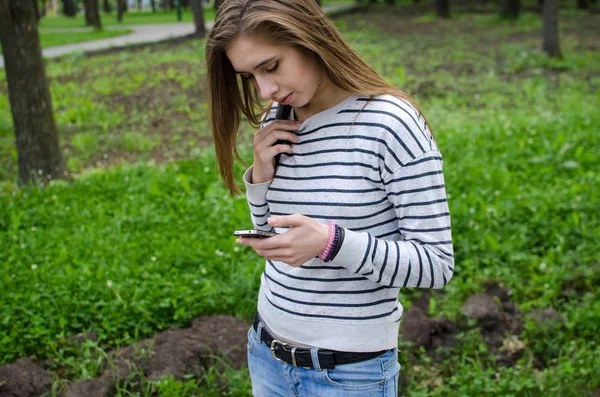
[268,214,304,228]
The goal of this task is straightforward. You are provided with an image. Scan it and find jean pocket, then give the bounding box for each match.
[380,348,401,378]
[247,326,256,354]
[322,356,387,392]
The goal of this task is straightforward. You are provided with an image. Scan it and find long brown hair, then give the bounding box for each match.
[206,0,426,195]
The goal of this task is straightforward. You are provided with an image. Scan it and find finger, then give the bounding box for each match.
[268,120,302,131]
[255,144,293,165]
[236,235,289,250]
[268,214,304,228]
[254,248,295,264]
[257,130,300,150]
[256,121,301,145]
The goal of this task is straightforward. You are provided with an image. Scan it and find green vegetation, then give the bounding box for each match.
[0,30,134,55]
[38,8,217,29]
[40,29,133,47]
[1,3,599,396]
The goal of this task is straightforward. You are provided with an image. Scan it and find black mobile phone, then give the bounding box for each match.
[234,229,279,238]
[274,104,293,166]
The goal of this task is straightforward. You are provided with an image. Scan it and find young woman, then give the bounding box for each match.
[206,1,454,395]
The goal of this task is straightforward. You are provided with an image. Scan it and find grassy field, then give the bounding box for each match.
[0,30,134,55]
[1,2,599,396]
[38,8,217,29]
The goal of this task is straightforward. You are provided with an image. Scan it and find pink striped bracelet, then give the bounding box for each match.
[319,221,337,261]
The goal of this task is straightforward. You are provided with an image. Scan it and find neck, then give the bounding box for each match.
[294,79,351,122]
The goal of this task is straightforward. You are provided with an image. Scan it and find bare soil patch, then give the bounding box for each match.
[0,315,249,397]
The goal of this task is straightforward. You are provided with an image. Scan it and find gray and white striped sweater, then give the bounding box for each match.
[244,94,454,352]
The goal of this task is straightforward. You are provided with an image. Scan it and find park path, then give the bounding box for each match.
[0,2,359,69]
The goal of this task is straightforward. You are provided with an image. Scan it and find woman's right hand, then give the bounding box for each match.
[252,120,301,184]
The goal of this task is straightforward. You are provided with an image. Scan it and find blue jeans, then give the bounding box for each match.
[247,325,401,396]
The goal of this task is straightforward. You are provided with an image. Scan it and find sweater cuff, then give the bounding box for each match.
[244,167,272,203]
[329,228,369,273]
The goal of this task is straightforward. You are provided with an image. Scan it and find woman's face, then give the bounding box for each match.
[226,34,323,108]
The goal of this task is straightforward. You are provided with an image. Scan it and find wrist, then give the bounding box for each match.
[251,166,272,185]
[319,221,338,262]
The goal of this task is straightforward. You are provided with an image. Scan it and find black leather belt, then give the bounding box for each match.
[252,313,388,370]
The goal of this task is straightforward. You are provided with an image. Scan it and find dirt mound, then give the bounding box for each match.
[399,292,457,351]
[0,357,51,397]
[0,315,249,397]
[400,281,530,367]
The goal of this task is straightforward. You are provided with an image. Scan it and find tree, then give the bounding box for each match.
[577,0,590,9]
[62,0,77,16]
[190,0,206,36]
[542,0,562,58]
[214,0,222,10]
[84,0,103,30]
[501,0,521,19]
[116,0,125,21]
[39,0,47,16]
[436,0,450,18]
[103,0,112,13]
[0,0,65,184]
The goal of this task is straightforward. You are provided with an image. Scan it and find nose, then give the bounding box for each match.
[255,75,278,101]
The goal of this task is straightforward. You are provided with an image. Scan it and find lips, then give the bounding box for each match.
[277,93,294,105]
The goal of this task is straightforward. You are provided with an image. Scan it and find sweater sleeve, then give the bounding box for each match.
[329,151,454,289]
[243,167,275,232]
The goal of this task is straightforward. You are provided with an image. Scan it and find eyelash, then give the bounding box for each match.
[240,61,279,80]
[266,61,279,73]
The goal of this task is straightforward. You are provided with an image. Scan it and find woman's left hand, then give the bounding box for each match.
[236,214,329,267]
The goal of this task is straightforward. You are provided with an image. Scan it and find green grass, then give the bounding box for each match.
[38,8,217,29]
[0,30,133,55]
[40,29,134,47]
[1,3,600,396]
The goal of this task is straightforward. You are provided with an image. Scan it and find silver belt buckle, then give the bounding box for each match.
[270,339,299,367]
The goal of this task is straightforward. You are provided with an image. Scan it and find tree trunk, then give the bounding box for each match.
[116,0,125,21]
[0,0,66,184]
[164,0,172,10]
[214,0,222,10]
[436,0,450,17]
[150,0,156,12]
[62,0,77,16]
[40,0,47,16]
[576,0,589,9]
[314,0,321,6]
[542,0,562,58]
[137,0,142,10]
[103,0,112,12]
[501,0,520,18]
[83,0,102,30]
[190,0,205,36]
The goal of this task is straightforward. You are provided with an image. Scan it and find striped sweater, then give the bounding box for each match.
[244,94,454,352]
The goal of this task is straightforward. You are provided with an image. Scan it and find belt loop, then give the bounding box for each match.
[256,322,263,343]
[310,348,322,371]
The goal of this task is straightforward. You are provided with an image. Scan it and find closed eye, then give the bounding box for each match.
[266,61,279,73]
